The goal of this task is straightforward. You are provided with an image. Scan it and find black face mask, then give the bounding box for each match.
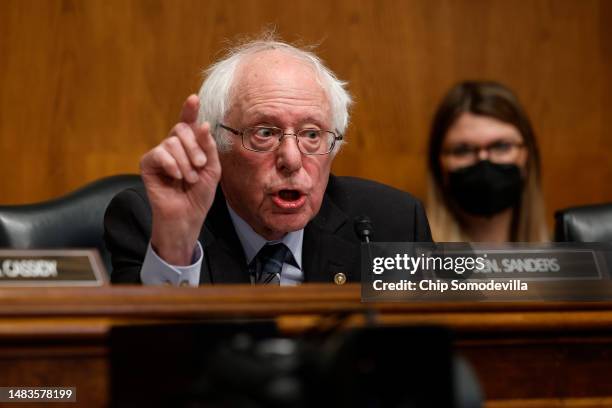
[447,160,523,217]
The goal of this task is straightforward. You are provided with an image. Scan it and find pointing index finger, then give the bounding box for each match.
[179,94,200,124]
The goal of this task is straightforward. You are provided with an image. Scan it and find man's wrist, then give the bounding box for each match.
[151,223,201,266]
[150,241,196,266]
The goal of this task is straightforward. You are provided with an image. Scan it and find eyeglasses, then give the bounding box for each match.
[442,141,525,165]
[218,124,342,155]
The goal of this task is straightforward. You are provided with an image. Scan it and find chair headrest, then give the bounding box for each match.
[555,203,612,242]
[0,175,142,274]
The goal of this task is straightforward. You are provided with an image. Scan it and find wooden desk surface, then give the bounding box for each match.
[1,284,612,407]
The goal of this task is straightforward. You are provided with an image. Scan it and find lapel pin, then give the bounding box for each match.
[333,272,347,285]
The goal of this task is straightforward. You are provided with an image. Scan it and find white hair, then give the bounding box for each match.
[197,37,353,153]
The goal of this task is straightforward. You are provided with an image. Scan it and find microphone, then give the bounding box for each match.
[354,215,374,243]
[354,215,377,325]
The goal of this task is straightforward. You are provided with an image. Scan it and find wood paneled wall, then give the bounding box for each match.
[1,0,611,229]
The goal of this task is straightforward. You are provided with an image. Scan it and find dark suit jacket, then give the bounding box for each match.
[104,175,432,284]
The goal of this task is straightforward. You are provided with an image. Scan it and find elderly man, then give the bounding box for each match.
[104,38,431,286]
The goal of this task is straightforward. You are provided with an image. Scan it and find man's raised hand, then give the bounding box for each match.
[140,94,222,265]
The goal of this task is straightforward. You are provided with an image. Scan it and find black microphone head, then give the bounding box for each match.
[354,215,374,242]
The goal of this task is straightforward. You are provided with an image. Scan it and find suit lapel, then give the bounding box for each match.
[199,188,250,284]
[303,192,360,283]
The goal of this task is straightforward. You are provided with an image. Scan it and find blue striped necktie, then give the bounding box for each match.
[249,243,292,285]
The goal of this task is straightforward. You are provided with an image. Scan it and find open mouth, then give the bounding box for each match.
[278,189,301,201]
[272,189,306,210]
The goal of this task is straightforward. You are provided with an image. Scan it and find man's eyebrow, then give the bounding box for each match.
[245,114,328,128]
[241,113,278,126]
[298,116,327,127]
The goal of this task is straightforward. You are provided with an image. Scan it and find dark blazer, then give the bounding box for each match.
[104,175,432,284]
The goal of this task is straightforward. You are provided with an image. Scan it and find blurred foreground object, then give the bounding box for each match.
[110,322,482,408]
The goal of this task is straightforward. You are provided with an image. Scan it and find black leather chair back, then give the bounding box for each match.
[0,175,142,274]
[555,203,612,242]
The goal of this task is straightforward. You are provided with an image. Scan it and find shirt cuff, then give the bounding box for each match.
[140,241,203,287]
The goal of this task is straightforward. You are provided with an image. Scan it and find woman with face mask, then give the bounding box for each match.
[426,81,548,242]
